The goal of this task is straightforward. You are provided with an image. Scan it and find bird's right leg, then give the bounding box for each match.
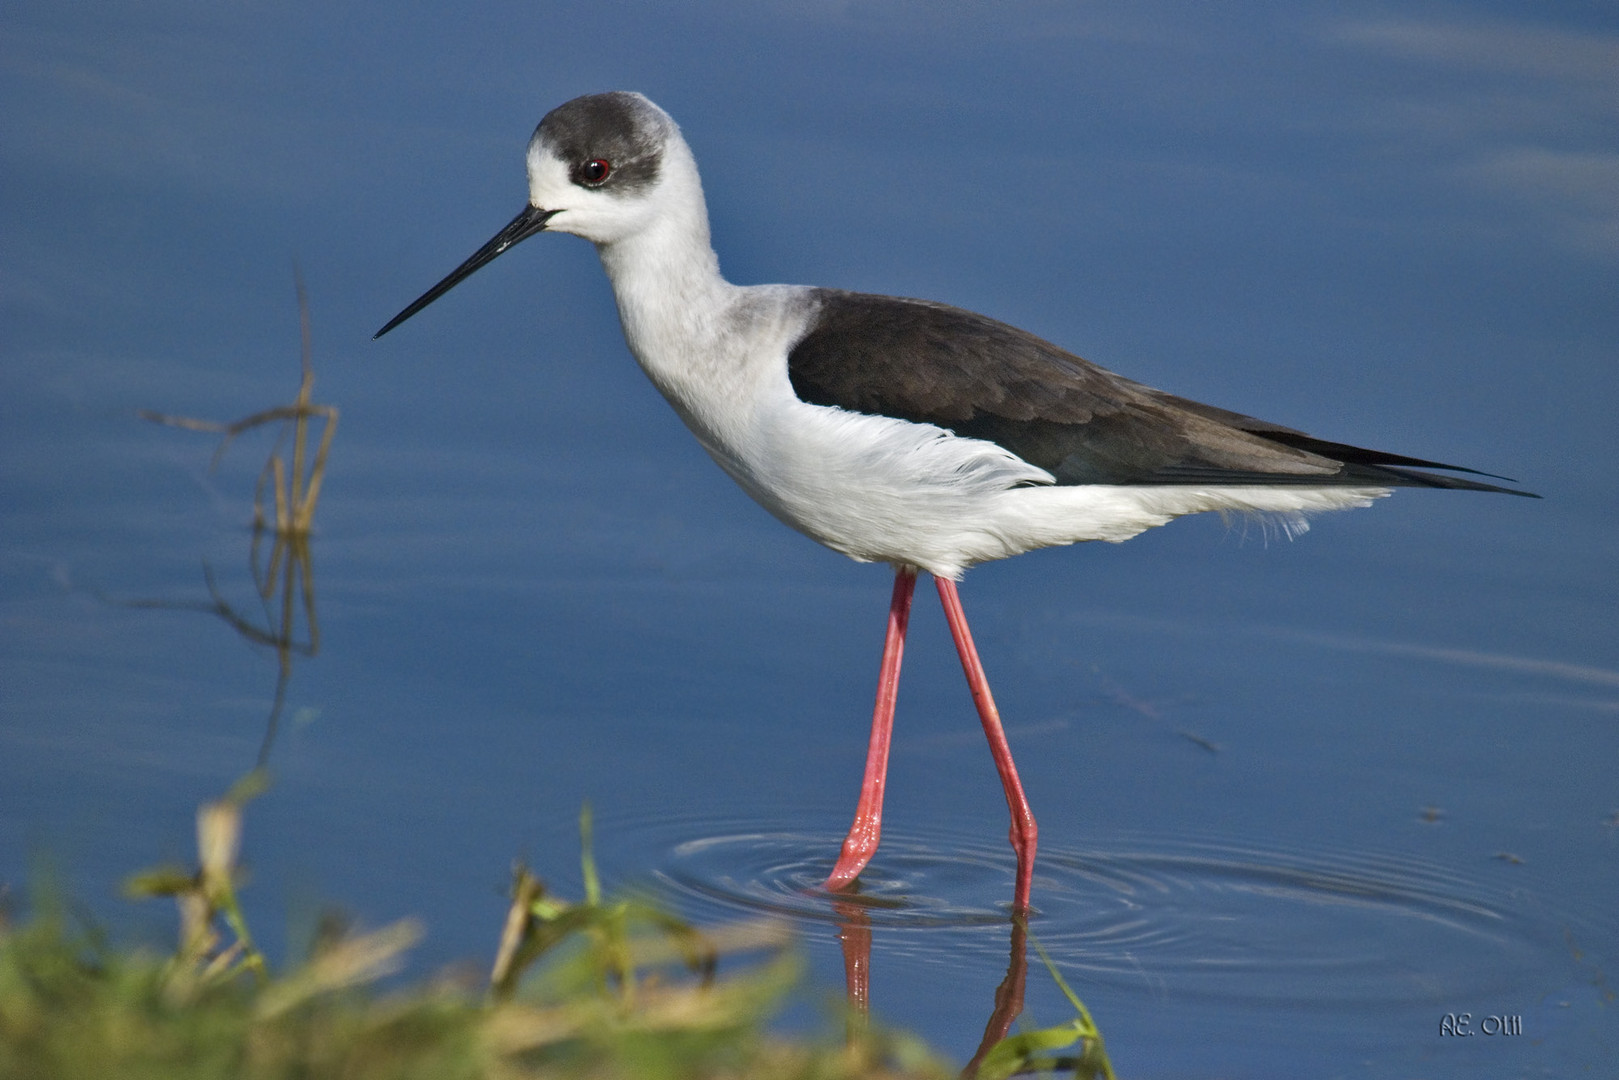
[935,576,1038,913]
[825,565,917,891]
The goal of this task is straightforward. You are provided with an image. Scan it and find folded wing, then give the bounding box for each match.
[787,290,1533,496]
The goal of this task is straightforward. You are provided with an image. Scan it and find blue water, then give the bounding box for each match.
[5,4,1618,1075]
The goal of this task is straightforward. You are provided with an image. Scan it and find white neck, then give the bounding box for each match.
[593,146,740,407]
[587,138,809,497]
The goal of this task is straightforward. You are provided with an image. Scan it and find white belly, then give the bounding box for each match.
[694,398,1389,578]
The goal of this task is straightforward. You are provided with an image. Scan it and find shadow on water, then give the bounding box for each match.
[124,275,337,769]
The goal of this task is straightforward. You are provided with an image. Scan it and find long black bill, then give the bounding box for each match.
[374,204,559,339]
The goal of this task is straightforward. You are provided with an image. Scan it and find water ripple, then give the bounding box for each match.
[595,815,1588,1008]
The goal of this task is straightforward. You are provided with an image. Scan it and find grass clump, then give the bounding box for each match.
[0,907,477,1080]
[0,788,944,1080]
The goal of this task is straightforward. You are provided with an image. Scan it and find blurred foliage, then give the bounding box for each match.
[0,786,951,1080]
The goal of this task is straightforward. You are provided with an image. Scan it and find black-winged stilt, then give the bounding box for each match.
[376,92,1532,912]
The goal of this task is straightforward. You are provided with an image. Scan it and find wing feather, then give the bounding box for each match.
[787,290,1533,496]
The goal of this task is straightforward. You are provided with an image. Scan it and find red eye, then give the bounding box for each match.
[580,158,612,184]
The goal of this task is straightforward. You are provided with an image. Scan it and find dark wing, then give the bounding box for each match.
[787,290,1534,496]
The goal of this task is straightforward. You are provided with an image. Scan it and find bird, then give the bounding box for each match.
[375,91,1533,913]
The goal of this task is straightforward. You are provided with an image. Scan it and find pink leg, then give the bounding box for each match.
[826,565,917,891]
[935,577,1038,913]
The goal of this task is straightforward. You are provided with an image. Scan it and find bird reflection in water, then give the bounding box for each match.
[830,895,1113,1079]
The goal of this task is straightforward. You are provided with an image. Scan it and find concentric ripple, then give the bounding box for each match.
[656,830,1018,928]
[594,816,1586,1008]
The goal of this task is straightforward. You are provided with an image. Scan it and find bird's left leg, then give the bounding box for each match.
[825,565,918,891]
[935,576,1038,913]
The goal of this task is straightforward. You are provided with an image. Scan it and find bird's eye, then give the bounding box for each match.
[579,158,612,184]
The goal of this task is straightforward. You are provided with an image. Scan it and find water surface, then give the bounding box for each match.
[4,4,1617,1075]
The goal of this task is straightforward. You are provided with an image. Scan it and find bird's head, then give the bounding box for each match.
[524,91,686,246]
[375,91,695,339]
